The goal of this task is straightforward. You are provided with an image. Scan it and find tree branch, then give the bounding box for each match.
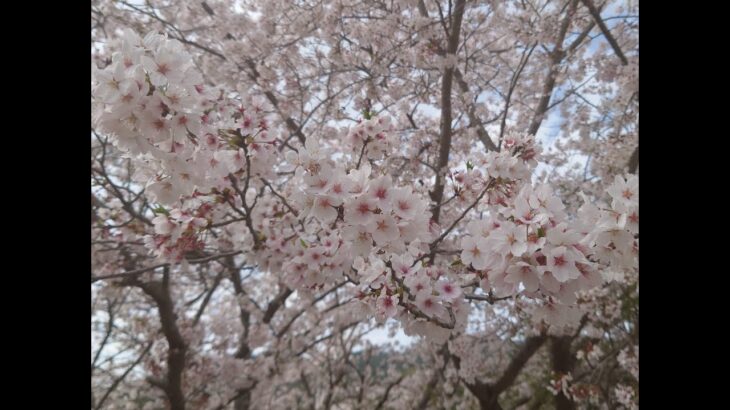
[127,268,187,410]
[580,0,629,65]
[94,340,154,410]
[527,0,579,136]
[91,251,243,283]
[493,336,547,393]
[627,145,638,174]
[262,286,294,324]
[429,0,467,226]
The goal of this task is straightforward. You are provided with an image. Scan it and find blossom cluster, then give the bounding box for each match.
[614,383,638,410]
[275,131,476,338]
[459,151,638,328]
[147,197,216,261]
[617,345,639,381]
[93,30,638,336]
[345,115,397,160]
[93,29,278,206]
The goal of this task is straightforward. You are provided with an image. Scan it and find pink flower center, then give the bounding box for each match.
[553,255,566,267]
[357,203,370,215]
[157,63,170,75]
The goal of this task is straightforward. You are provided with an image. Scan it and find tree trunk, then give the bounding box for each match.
[479,397,504,410]
[550,336,576,410]
[233,389,251,410]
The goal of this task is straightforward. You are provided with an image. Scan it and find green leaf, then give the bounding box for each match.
[300,238,309,248]
[152,205,169,216]
[466,160,474,171]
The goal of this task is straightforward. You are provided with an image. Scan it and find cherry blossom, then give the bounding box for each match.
[92,1,638,408]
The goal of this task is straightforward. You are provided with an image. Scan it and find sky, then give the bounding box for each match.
[363,319,416,349]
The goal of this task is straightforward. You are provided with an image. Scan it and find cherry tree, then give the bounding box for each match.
[92,0,638,409]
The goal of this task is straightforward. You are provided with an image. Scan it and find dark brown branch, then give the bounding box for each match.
[91,251,243,283]
[429,0,466,225]
[454,335,546,410]
[415,0,498,153]
[94,340,154,410]
[527,0,579,136]
[550,336,577,410]
[94,162,153,227]
[464,293,512,305]
[509,396,532,410]
[243,59,308,145]
[424,179,494,262]
[196,2,308,146]
[276,282,346,338]
[227,168,262,251]
[200,1,214,16]
[498,44,537,150]
[408,0,499,151]
[295,321,359,357]
[193,271,224,326]
[415,344,450,409]
[453,68,500,152]
[493,336,547,393]
[356,137,371,169]
[627,145,638,174]
[91,299,116,374]
[262,286,294,324]
[128,269,187,410]
[261,178,299,217]
[567,18,597,54]
[374,374,406,410]
[400,300,456,330]
[92,262,168,283]
[580,0,629,65]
